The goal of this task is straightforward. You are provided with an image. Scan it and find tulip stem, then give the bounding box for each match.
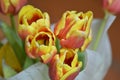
[10,14,16,31]
[55,38,60,53]
[0,42,3,48]
[92,10,109,50]
[23,56,35,69]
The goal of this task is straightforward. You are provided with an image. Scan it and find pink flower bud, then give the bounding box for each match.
[103,0,120,14]
[0,0,27,14]
[49,48,82,80]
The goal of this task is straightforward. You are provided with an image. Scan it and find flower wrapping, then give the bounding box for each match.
[7,14,116,80]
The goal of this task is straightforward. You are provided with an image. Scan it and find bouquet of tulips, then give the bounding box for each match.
[0,0,119,80]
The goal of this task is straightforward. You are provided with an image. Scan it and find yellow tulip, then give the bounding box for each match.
[54,11,93,51]
[25,27,57,64]
[49,48,82,80]
[18,5,50,40]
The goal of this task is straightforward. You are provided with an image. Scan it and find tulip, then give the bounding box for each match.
[54,11,93,51]
[0,0,27,14]
[25,27,57,63]
[49,48,82,80]
[18,5,50,40]
[103,0,120,14]
[80,30,92,51]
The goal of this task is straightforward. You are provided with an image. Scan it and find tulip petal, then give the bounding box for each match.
[54,11,93,51]
[49,48,82,80]
[60,36,85,49]
[0,0,27,14]
[103,0,120,14]
[25,27,57,63]
[18,5,50,40]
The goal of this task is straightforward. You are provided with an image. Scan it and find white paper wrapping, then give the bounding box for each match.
[6,14,116,80]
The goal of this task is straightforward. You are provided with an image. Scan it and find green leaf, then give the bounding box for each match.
[0,20,26,67]
[2,59,17,78]
[77,50,87,71]
[23,56,35,69]
[55,38,61,53]
[0,42,3,48]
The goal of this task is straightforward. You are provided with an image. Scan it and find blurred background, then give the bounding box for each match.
[0,0,120,80]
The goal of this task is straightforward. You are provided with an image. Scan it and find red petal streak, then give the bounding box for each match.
[60,36,85,49]
[25,42,38,59]
[57,18,75,39]
[49,55,60,80]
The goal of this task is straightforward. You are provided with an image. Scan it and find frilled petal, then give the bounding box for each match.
[18,5,50,40]
[25,28,57,63]
[54,11,93,50]
[49,48,82,80]
[80,29,92,51]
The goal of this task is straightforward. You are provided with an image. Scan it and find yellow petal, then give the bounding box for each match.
[60,67,80,80]
[80,29,92,51]
[0,43,22,76]
[71,52,78,67]
[19,5,35,24]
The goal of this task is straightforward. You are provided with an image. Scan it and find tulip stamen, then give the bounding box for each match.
[36,34,49,46]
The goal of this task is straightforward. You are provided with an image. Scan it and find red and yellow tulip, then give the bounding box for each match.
[49,48,82,80]
[0,0,27,14]
[18,5,50,40]
[54,11,93,51]
[25,27,57,63]
[17,5,92,79]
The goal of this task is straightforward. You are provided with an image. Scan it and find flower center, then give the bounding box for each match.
[64,51,74,66]
[27,13,42,25]
[36,34,49,46]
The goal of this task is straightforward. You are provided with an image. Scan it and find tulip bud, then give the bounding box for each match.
[103,0,120,14]
[0,0,27,14]
[54,11,93,51]
[25,27,57,64]
[49,48,82,80]
[18,5,50,40]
